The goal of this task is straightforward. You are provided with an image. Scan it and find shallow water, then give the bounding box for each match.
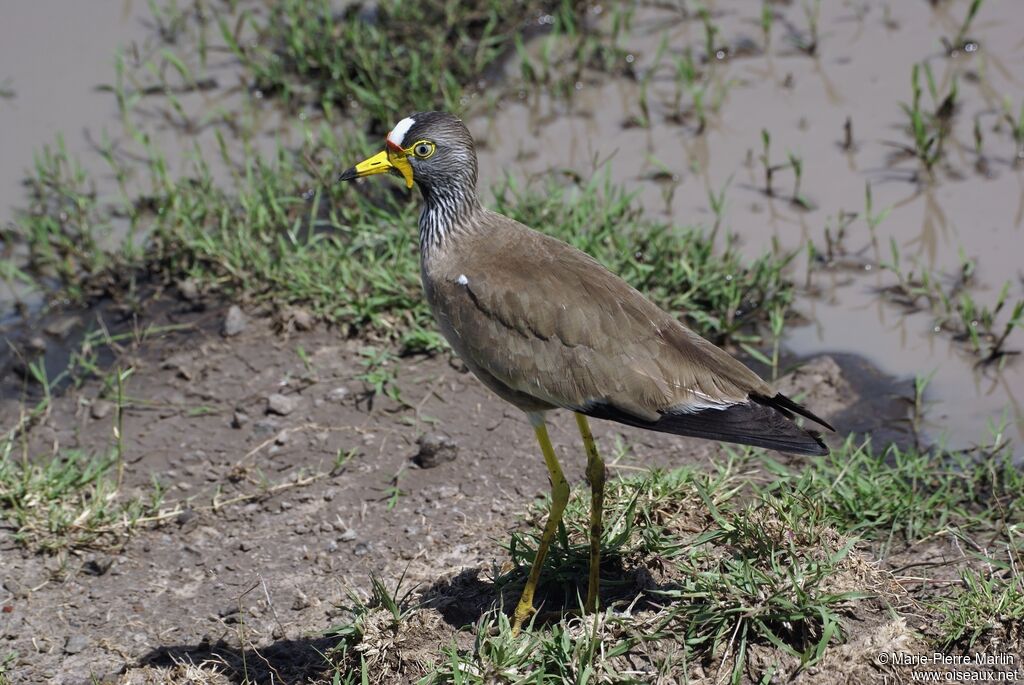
[0,0,294,311]
[471,0,1024,452]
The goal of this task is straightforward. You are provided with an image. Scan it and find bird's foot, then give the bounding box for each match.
[511,602,535,637]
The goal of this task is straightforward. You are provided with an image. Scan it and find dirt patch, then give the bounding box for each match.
[0,292,885,683]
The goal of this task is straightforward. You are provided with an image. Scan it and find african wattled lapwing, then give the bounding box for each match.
[340,111,833,634]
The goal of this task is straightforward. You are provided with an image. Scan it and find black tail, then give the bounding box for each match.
[583,396,830,456]
[751,392,836,432]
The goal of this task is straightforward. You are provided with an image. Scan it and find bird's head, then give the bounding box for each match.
[339,112,477,193]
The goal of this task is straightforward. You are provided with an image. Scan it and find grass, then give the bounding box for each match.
[757,434,1024,551]
[880,242,1024,364]
[318,429,1024,683]
[1003,96,1024,164]
[15,135,115,301]
[0,440,164,553]
[936,568,1024,649]
[945,0,985,55]
[324,458,878,683]
[899,62,958,176]
[221,0,620,131]
[11,121,797,354]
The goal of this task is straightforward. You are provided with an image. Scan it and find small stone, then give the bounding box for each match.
[4,579,28,599]
[27,337,47,354]
[326,386,351,403]
[338,529,357,542]
[161,353,195,381]
[290,307,314,331]
[90,400,114,421]
[44,315,81,339]
[253,419,279,437]
[64,634,88,654]
[82,556,113,576]
[222,305,248,337]
[266,393,299,416]
[176,509,197,526]
[176,278,200,302]
[353,542,370,557]
[436,485,459,500]
[291,591,311,611]
[231,409,249,429]
[413,433,458,468]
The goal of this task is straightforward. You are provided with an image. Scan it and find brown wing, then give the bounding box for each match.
[433,221,774,420]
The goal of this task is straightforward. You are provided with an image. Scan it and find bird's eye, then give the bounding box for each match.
[411,140,435,158]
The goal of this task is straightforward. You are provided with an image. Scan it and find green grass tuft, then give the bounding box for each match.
[223,0,594,130]
[935,568,1024,649]
[0,441,163,553]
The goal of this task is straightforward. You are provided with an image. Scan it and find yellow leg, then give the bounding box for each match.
[575,413,605,614]
[512,413,570,636]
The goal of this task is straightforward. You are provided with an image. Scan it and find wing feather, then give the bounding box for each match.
[428,220,772,420]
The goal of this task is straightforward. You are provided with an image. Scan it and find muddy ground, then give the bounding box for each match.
[0,291,916,684]
[1,0,1022,682]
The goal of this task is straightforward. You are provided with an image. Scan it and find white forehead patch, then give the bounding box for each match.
[387,117,416,147]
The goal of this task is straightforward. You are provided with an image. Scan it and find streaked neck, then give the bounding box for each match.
[418,182,483,254]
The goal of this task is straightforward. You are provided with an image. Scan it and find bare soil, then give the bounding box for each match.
[0,291,917,684]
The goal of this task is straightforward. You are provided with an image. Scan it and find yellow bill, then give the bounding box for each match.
[338,146,415,189]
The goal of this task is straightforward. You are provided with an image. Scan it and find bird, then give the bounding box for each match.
[339,111,834,635]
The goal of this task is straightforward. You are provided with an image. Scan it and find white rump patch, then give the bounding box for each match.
[387,117,416,148]
[669,391,740,414]
[456,274,469,286]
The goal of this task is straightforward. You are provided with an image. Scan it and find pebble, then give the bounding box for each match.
[428,485,459,501]
[44,315,81,339]
[413,433,458,468]
[231,409,249,429]
[353,542,370,557]
[161,353,195,380]
[90,400,114,421]
[291,591,311,611]
[326,386,351,403]
[338,528,357,542]
[176,278,200,301]
[221,305,248,337]
[266,393,299,416]
[290,307,315,331]
[253,419,279,437]
[64,634,89,654]
[3,579,28,599]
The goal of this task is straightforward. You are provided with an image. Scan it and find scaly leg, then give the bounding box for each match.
[512,413,571,635]
[575,413,605,614]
